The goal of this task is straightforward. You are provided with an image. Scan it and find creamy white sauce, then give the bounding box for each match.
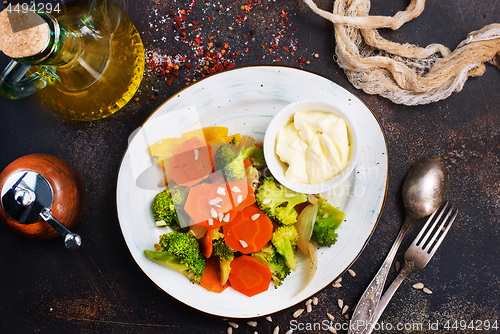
[275,111,350,184]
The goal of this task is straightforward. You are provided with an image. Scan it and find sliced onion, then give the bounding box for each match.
[295,242,318,296]
[239,135,256,149]
[188,224,207,239]
[295,203,318,256]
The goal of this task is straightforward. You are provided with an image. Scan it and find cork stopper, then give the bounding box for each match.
[0,9,50,58]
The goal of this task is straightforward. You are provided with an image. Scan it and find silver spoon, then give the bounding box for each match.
[348,155,449,334]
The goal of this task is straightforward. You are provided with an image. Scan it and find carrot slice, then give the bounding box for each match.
[185,183,234,229]
[168,137,212,187]
[199,256,231,293]
[223,204,273,254]
[228,255,272,297]
[227,179,255,212]
[199,228,213,258]
[184,183,216,224]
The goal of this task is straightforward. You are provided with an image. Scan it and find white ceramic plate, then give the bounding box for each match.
[116,66,388,318]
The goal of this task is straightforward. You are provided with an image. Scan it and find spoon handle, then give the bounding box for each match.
[348,217,413,334]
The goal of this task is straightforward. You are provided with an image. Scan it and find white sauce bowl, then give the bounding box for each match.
[263,99,359,194]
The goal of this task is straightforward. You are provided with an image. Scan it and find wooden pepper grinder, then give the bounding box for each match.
[0,154,85,249]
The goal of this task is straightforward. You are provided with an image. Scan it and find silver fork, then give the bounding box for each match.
[363,202,458,334]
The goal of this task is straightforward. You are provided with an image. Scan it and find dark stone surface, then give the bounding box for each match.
[0,0,498,333]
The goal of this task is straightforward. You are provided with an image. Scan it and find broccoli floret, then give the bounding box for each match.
[272,225,299,271]
[213,143,257,181]
[212,239,235,285]
[250,145,266,170]
[151,189,179,228]
[255,177,308,225]
[170,186,190,228]
[171,186,189,208]
[144,231,206,283]
[311,198,345,247]
[230,136,240,146]
[252,243,291,287]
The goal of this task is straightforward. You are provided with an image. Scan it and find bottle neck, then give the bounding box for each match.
[15,13,81,67]
[84,0,121,34]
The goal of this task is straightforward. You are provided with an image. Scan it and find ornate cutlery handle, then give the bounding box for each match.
[364,261,416,334]
[348,217,413,334]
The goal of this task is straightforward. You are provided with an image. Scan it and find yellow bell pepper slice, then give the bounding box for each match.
[182,126,229,143]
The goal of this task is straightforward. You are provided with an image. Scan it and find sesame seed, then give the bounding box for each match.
[293,308,304,318]
[285,330,293,334]
[334,277,342,284]
[327,313,334,321]
[217,187,226,196]
[348,269,356,277]
[223,213,230,222]
[210,208,218,218]
[412,283,424,290]
[266,316,273,322]
[219,212,224,221]
[247,321,257,327]
[338,299,343,309]
[237,194,243,203]
[194,149,199,160]
[228,322,239,329]
[239,240,248,248]
[227,327,232,334]
[262,199,272,205]
[342,305,349,315]
[208,219,214,226]
[328,327,337,334]
[306,304,312,313]
[155,221,167,227]
[313,297,318,305]
[209,197,223,205]
[332,283,342,288]
[251,214,260,221]
[273,326,280,334]
[231,186,241,193]
[423,287,433,294]
[284,193,296,198]
[395,261,400,272]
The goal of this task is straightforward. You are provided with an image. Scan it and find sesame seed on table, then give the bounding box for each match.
[0,0,499,333]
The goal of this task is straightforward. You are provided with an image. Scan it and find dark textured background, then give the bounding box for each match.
[0,0,499,333]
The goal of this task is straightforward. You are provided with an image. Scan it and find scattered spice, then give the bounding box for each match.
[145,0,309,87]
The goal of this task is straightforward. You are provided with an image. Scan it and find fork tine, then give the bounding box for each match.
[422,204,453,252]
[413,201,448,248]
[427,208,458,258]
